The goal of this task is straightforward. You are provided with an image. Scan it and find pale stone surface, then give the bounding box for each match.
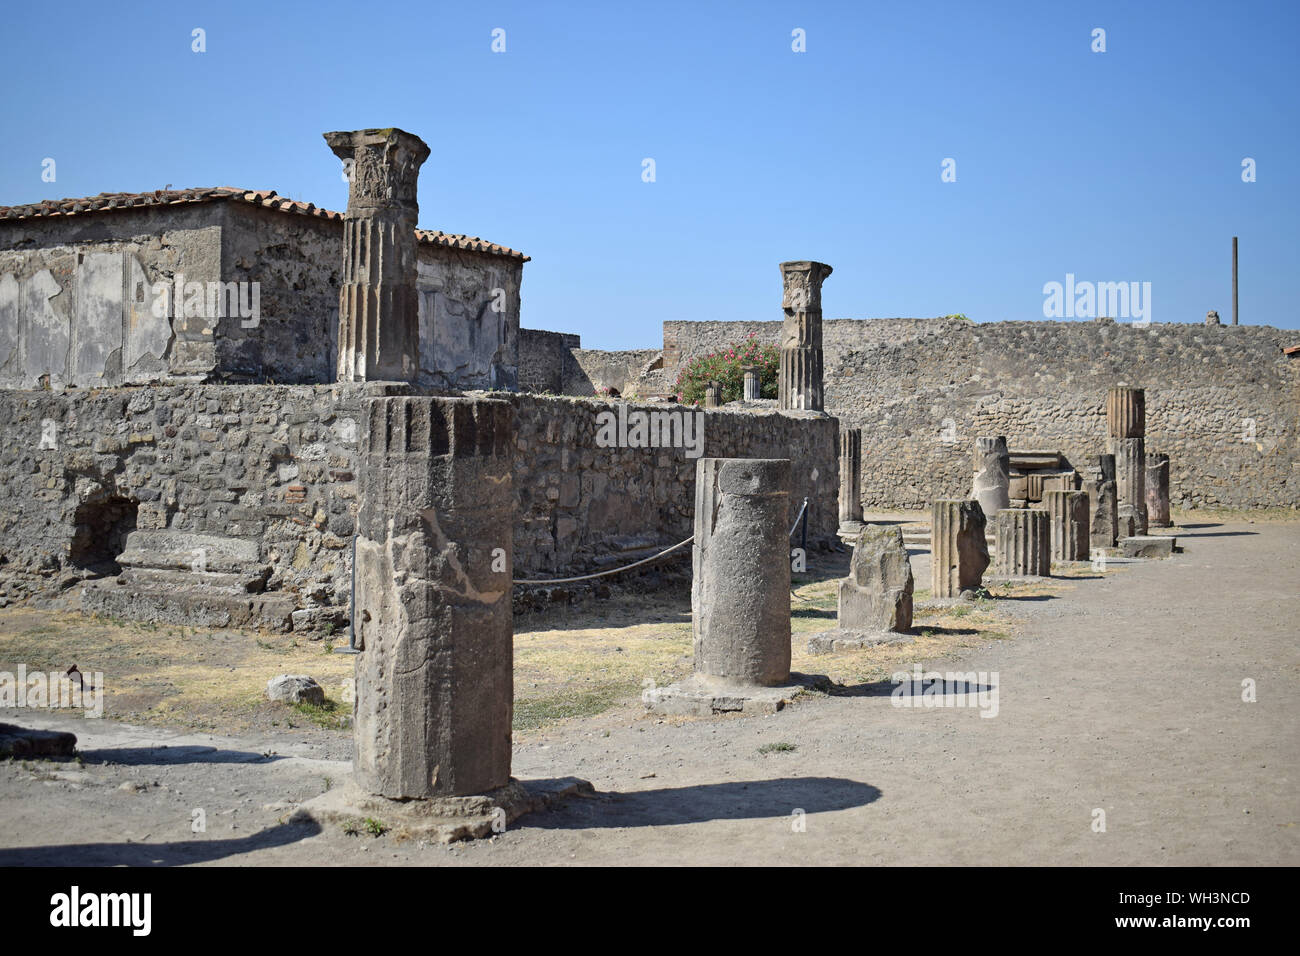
[1045,489,1089,562]
[930,499,989,598]
[1114,436,1148,537]
[353,395,514,800]
[838,525,913,633]
[1120,535,1177,559]
[838,427,863,527]
[703,382,720,407]
[743,366,760,401]
[995,508,1050,578]
[325,128,430,384]
[1206,310,1221,326]
[972,436,1011,518]
[1090,454,1119,549]
[266,674,324,705]
[1146,453,1171,527]
[778,261,831,411]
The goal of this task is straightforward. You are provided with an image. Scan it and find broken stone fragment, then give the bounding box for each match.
[838,524,913,633]
[266,674,325,705]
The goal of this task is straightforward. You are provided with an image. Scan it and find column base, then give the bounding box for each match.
[643,673,830,717]
[807,628,913,654]
[1119,536,1178,559]
[291,775,593,843]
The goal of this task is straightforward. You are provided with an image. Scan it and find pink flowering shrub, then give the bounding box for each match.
[673,335,778,405]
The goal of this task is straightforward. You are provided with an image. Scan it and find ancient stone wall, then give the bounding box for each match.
[0,385,838,622]
[655,318,1300,510]
[518,328,581,393]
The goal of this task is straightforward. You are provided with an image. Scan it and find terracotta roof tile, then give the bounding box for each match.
[0,187,528,261]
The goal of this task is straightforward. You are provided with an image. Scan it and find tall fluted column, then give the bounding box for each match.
[353,395,514,799]
[1146,453,1171,527]
[838,427,863,527]
[778,261,832,411]
[325,127,430,383]
[1106,386,1147,536]
[1046,489,1089,562]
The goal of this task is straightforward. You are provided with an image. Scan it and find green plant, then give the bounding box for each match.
[758,741,797,754]
[363,817,388,837]
[674,336,778,405]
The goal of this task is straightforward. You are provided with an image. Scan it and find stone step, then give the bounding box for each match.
[119,566,270,595]
[117,530,261,575]
[82,577,294,632]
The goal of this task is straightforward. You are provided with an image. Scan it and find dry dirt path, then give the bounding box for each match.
[1,519,1296,866]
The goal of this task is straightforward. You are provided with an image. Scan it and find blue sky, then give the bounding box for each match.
[2,0,1296,347]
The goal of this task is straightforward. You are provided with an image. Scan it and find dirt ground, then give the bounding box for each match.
[0,513,1296,866]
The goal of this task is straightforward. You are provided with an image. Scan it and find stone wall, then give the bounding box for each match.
[0,384,838,625]
[654,317,1300,511]
[518,328,581,393]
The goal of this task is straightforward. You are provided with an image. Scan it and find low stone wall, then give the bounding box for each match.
[518,328,581,393]
[0,384,838,627]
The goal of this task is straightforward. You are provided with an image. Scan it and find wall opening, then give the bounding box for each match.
[68,496,139,575]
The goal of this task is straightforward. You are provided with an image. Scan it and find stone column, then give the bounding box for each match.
[778,261,832,411]
[971,436,1011,518]
[645,458,827,714]
[930,499,990,598]
[353,395,514,799]
[742,366,760,401]
[1090,454,1119,549]
[1045,489,1089,562]
[703,382,721,408]
[325,128,430,384]
[995,508,1050,577]
[838,427,862,528]
[1106,386,1147,536]
[1146,453,1171,527]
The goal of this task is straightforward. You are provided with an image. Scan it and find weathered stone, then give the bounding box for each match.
[1090,454,1119,549]
[1045,489,1089,562]
[703,382,720,407]
[353,395,514,799]
[742,366,760,401]
[995,508,1050,578]
[0,722,77,758]
[1120,535,1177,559]
[1113,436,1148,537]
[971,436,1011,518]
[838,427,863,527]
[646,457,828,714]
[266,674,325,705]
[1106,386,1146,440]
[1206,310,1221,326]
[1146,453,1171,527]
[837,525,913,632]
[778,261,832,412]
[930,499,989,598]
[325,128,430,384]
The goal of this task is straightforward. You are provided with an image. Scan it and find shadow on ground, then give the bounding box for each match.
[0,820,321,866]
[523,776,880,830]
[78,746,283,766]
[831,677,997,698]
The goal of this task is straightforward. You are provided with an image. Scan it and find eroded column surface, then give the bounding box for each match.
[353,395,514,799]
[995,508,1050,577]
[1046,489,1089,562]
[838,427,863,527]
[325,127,430,384]
[742,367,760,401]
[778,261,832,411]
[693,458,792,686]
[1146,453,1171,527]
[1090,454,1119,549]
[972,436,1011,519]
[1106,386,1148,536]
[930,499,989,598]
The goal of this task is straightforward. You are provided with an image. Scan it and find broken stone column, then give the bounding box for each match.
[995,508,1050,578]
[1146,453,1172,527]
[778,261,832,411]
[930,499,990,598]
[971,436,1011,519]
[1106,386,1147,536]
[645,458,826,714]
[1090,454,1119,550]
[809,525,913,652]
[838,427,863,529]
[703,382,721,407]
[325,128,430,384]
[742,366,760,401]
[1045,489,1089,562]
[296,394,591,841]
[1206,310,1221,326]
[352,395,514,799]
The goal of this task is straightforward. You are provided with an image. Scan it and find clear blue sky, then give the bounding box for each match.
[3,0,1296,347]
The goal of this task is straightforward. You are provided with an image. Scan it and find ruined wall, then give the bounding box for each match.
[518,328,581,393]
[0,385,837,623]
[569,349,663,397]
[0,205,224,387]
[653,317,1299,510]
[416,246,521,391]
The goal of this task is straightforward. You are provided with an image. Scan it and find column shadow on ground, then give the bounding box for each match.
[521,776,880,830]
[830,678,997,699]
[0,819,321,866]
[77,745,284,766]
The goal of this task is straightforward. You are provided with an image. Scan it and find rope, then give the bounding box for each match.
[512,535,694,586]
[789,498,809,538]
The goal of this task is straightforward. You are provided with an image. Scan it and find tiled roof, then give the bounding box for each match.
[0,187,529,261]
